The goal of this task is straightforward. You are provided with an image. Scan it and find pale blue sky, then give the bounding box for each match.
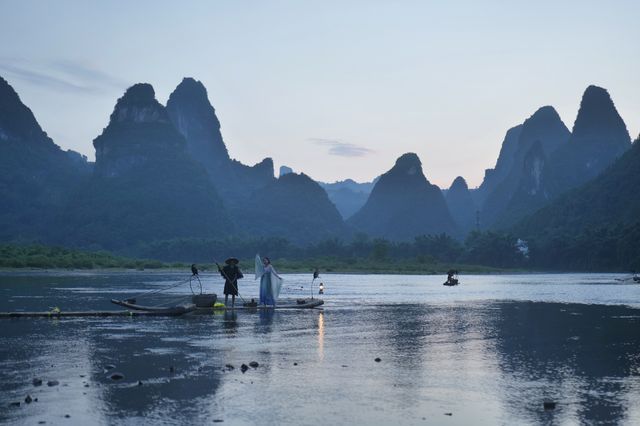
[1,0,638,187]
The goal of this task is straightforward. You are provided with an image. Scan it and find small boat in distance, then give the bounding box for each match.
[443,269,459,286]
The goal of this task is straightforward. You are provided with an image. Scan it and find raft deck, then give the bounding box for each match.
[0,299,324,318]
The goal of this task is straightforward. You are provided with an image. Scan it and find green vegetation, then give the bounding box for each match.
[515,138,640,272]
[0,232,521,274]
[0,245,173,270]
[0,244,505,274]
[261,257,504,274]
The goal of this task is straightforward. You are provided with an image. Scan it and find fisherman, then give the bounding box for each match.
[445,269,458,285]
[191,264,199,276]
[219,257,243,307]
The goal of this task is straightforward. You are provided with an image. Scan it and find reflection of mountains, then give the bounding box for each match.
[493,302,640,425]
[373,301,640,423]
[88,318,224,423]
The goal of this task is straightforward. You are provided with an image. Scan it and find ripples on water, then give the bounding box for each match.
[0,272,639,425]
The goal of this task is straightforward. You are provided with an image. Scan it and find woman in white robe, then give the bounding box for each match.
[255,255,283,306]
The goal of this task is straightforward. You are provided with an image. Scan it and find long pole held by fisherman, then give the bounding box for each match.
[311,268,319,300]
[214,258,247,305]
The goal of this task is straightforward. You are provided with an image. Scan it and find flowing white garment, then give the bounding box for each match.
[255,254,283,304]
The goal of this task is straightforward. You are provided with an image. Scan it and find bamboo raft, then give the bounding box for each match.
[0,298,324,318]
[0,310,188,318]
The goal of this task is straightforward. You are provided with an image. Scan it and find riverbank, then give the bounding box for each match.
[1,244,510,275]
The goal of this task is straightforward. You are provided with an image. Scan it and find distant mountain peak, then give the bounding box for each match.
[166,77,229,168]
[279,165,293,177]
[570,85,630,145]
[112,83,168,124]
[393,152,422,173]
[449,176,469,191]
[120,83,155,102]
[0,75,19,102]
[0,75,57,148]
[175,77,208,96]
[532,104,559,117]
[168,78,220,127]
[349,152,457,240]
[445,176,476,233]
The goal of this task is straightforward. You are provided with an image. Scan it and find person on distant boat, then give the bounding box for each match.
[219,258,243,307]
[445,269,459,286]
[255,255,283,306]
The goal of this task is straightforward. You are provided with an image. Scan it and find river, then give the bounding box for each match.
[1,271,639,425]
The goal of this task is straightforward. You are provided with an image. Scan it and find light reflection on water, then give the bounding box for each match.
[0,271,639,425]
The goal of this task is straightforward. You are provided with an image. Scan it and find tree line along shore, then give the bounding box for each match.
[0,243,509,274]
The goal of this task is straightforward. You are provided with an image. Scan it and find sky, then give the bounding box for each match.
[1,1,639,188]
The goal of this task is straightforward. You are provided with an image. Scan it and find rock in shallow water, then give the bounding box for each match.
[240,364,249,373]
[543,401,557,410]
[374,357,381,362]
[47,380,59,387]
[32,378,43,386]
[25,395,32,404]
[249,361,259,368]
[109,372,125,381]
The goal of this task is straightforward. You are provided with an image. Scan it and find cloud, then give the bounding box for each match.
[309,138,375,157]
[0,57,127,94]
[51,59,127,89]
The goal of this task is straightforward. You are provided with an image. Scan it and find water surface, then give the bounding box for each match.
[1,272,639,425]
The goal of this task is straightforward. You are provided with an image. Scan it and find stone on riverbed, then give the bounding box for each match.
[25,395,33,404]
[33,378,43,386]
[47,380,59,387]
[249,361,259,368]
[241,364,249,373]
[109,372,125,381]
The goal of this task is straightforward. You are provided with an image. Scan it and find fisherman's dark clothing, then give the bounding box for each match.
[221,265,243,296]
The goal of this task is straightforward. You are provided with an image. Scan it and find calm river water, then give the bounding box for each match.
[1,271,639,425]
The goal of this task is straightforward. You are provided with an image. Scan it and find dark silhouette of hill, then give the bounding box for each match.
[516,136,640,238]
[241,172,348,244]
[58,83,232,250]
[319,178,377,219]
[445,176,477,234]
[544,85,631,195]
[481,106,570,227]
[498,86,631,229]
[166,77,230,167]
[513,136,640,269]
[1,76,637,265]
[475,124,522,205]
[348,153,457,240]
[279,165,293,177]
[0,76,90,241]
[166,77,275,206]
